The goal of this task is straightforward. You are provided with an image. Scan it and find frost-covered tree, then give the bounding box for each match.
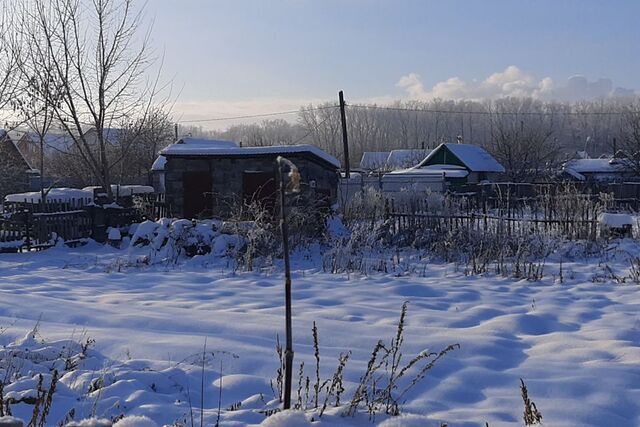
[20,0,167,196]
[487,98,560,182]
[619,100,640,174]
[0,0,19,119]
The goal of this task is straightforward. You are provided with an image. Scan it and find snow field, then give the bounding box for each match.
[0,242,639,425]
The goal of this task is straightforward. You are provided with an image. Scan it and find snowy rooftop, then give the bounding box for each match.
[160,137,239,155]
[5,188,94,203]
[6,129,75,153]
[562,159,631,181]
[151,155,167,171]
[161,140,341,168]
[40,132,75,152]
[388,164,469,178]
[360,151,390,170]
[111,185,154,196]
[386,149,431,169]
[564,158,629,174]
[418,143,505,173]
[81,185,155,196]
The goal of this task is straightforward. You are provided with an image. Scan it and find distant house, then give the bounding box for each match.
[413,143,504,184]
[385,149,431,170]
[359,151,389,172]
[562,158,634,182]
[83,127,123,146]
[157,138,340,219]
[0,130,35,201]
[381,143,504,192]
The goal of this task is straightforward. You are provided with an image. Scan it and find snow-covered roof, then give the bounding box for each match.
[563,158,629,174]
[81,185,155,196]
[161,141,341,168]
[1,131,32,169]
[41,133,75,152]
[161,137,239,155]
[5,188,94,203]
[110,185,155,196]
[388,164,469,178]
[83,127,123,145]
[562,158,633,182]
[360,151,389,170]
[386,149,431,170]
[418,143,505,173]
[6,129,76,153]
[151,155,167,171]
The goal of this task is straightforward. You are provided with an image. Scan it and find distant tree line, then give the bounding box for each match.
[191,96,640,182]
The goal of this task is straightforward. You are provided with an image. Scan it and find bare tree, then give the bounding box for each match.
[10,1,70,200]
[298,103,342,159]
[22,0,166,196]
[117,107,174,185]
[0,0,19,120]
[619,100,640,174]
[487,98,559,182]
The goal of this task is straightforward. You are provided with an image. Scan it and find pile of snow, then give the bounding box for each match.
[599,212,634,228]
[0,329,268,426]
[0,239,25,250]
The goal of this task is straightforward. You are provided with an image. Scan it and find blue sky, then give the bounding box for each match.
[146,0,640,125]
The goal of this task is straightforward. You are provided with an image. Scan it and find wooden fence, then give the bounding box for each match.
[386,188,603,241]
[453,182,640,212]
[0,206,140,252]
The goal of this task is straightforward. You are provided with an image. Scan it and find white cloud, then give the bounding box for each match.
[397,66,637,102]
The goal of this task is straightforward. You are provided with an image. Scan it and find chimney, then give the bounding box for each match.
[456,135,463,144]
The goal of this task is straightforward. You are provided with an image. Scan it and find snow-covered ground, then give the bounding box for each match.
[1,242,640,426]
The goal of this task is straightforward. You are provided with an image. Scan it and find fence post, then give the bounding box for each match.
[23,209,31,251]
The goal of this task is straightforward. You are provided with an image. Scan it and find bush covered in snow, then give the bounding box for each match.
[127,218,245,264]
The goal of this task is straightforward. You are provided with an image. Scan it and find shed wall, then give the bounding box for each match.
[164,154,338,219]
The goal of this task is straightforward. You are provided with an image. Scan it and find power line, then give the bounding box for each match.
[346,103,635,116]
[289,113,334,145]
[179,105,339,124]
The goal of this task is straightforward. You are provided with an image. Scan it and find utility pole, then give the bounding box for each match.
[339,90,350,179]
[174,123,179,141]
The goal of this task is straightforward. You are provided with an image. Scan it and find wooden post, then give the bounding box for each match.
[339,90,351,179]
[24,209,31,251]
[277,158,294,410]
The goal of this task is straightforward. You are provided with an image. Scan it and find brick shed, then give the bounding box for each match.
[156,138,340,219]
